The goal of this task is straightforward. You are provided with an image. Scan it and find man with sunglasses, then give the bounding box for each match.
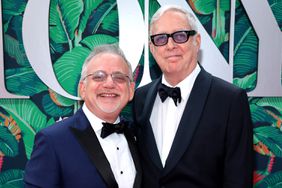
[24,43,142,188]
[133,5,253,188]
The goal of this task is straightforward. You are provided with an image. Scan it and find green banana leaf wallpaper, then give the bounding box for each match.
[0,0,282,187]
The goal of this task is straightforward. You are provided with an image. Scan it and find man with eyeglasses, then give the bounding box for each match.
[132,5,253,188]
[24,43,142,188]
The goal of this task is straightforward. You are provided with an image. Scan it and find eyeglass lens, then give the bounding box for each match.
[85,71,130,84]
[151,30,196,46]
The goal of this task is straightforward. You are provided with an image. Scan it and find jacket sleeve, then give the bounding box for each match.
[24,131,61,188]
[223,89,253,188]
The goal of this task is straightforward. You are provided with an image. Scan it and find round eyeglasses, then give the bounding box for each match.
[150,30,197,46]
[83,70,132,84]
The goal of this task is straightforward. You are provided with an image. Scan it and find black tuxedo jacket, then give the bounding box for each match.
[24,108,142,188]
[133,67,253,188]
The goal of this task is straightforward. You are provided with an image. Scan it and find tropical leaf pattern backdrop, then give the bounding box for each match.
[0,0,282,187]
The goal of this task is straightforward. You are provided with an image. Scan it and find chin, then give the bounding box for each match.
[98,105,121,114]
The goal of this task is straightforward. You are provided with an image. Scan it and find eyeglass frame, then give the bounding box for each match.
[82,70,133,84]
[150,30,197,46]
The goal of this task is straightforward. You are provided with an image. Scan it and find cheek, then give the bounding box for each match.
[120,85,133,102]
[182,46,194,58]
[83,83,99,99]
[151,46,163,59]
[152,51,166,68]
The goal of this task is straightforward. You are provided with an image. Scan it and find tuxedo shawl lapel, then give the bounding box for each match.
[124,127,142,188]
[138,78,164,170]
[70,109,118,188]
[163,68,212,175]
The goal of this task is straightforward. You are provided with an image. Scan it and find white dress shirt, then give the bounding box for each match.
[150,64,201,166]
[82,104,136,188]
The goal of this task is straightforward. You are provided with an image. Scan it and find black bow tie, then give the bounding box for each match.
[100,121,126,138]
[158,83,181,106]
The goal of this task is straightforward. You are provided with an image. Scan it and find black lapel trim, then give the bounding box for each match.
[124,125,142,188]
[139,78,164,170]
[164,68,213,174]
[137,78,160,124]
[70,126,118,188]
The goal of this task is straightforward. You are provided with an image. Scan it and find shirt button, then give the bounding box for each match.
[120,171,123,174]
[117,147,119,150]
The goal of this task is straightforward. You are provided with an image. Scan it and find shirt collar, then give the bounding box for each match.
[161,64,201,102]
[82,104,120,133]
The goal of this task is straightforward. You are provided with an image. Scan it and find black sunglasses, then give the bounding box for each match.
[150,30,197,46]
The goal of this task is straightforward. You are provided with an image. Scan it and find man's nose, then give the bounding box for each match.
[166,37,177,49]
[103,75,115,87]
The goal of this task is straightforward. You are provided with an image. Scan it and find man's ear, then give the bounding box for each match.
[149,41,155,55]
[79,81,86,100]
[129,82,136,101]
[194,33,201,48]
